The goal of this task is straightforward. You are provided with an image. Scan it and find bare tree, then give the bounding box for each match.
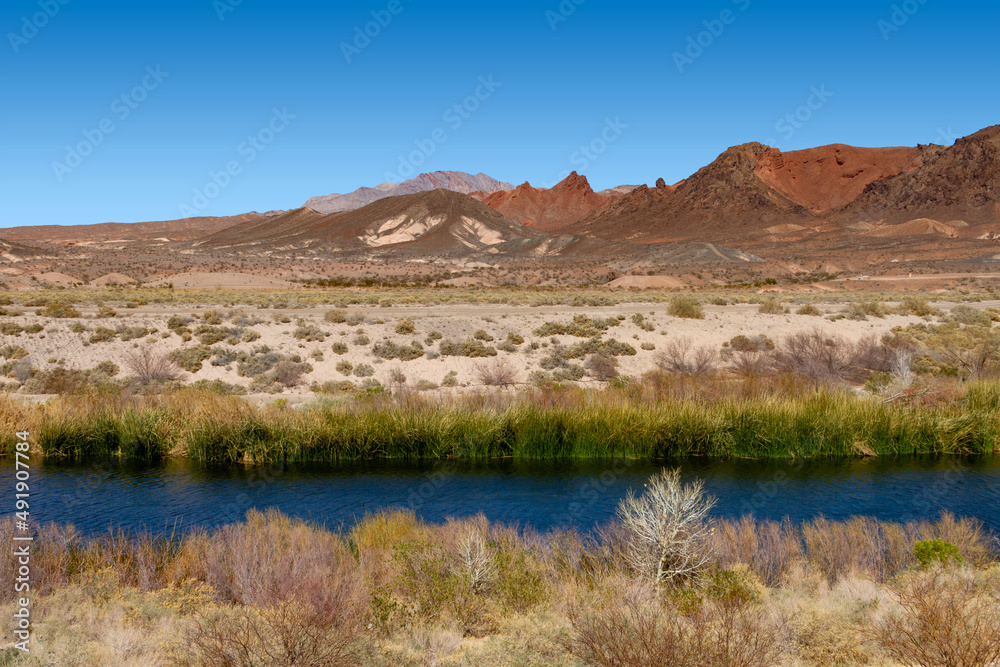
[455,529,497,593]
[617,468,716,583]
[891,347,914,389]
[124,345,181,383]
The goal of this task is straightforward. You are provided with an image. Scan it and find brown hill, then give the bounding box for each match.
[754,144,926,214]
[480,172,612,231]
[2,212,266,245]
[568,143,818,243]
[841,125,1000,225]
[194,189,550,258]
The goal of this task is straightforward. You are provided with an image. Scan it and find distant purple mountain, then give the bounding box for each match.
[304,171,513,214]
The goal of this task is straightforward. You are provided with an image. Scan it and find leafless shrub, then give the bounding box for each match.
[728,350,772,379]
[474,357,518,387]
[567,595,783,667]
[585,352,619,381]
[180,600,366,667]
[455,529,497,593]
[710,517,803,587]
[865,568,1000,667]
[617,468,716,583]
[771,330,892,384]
[124,345,182,383]
[656,338,717,377]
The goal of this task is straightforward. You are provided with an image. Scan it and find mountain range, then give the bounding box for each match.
[5,126,1000,270]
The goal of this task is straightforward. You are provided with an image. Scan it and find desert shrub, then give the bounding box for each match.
[96,305,117,318]
[534,315,620,338]
[211,349,239,367]
[632,313,656,331]
[270,360,311,387]
[21,368,87,394]
[294,324,328,342]
[373,340,424,362]
[656,339,717,377]
[725,334,775,353]
[395,319,415,335]
[0,323,24,336]
[896,296,937,317]
[0,345,28,360]
[24,324,43,334]
[865,569,1000,667]
[40,302,81,318]
[202,311,223,325]
[441,371,459,387]
[439,339,497,358]
[793,304,821,317]
[330,342,348,355]
[949,304,993,327]
[240,329,261,343]
[354,364,374,378]
[68,321,86,333]
[668,296,704,320]
[125,346,183,383]
[773,330,892,384]
[325,309,348,324]
[168,345,212,373]
[568,596,782,667]
[352,332,370,346]
[167,315,193,330]
[237,349,283,377]
[914,539,963,569]
[335,360,353,376]
[640,342,655,351]
[506,332,524,346]
[473,329,495,342]
[415,379,438,391]
[846,300,890,320]
[585,353,619,381]
[89,327,115,344]
[758,297,788,315]
[425,330,444,345]
[474,358,518,387]
[312,380,357,395]
[553,365,586,381]
[118,326,151,342]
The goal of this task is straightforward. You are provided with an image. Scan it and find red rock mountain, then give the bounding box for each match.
[479,172,614,231]
[840,125,1000,225]
[565,135,989,243]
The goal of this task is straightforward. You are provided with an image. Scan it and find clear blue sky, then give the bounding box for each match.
[2,0,997,226]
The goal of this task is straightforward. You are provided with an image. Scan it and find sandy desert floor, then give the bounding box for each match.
[0,294,982,398]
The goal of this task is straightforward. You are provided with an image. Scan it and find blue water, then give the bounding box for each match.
[2,456,998,536]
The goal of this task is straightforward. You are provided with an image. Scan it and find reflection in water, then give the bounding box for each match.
[2,456,998,536]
